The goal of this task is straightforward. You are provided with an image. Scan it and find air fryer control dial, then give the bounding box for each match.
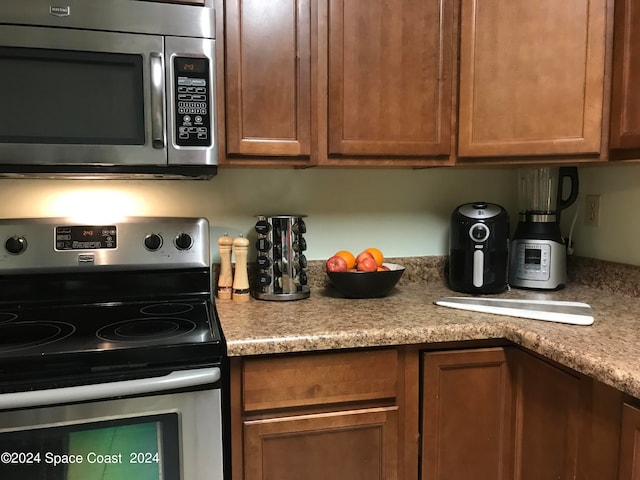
[469,223,490,243]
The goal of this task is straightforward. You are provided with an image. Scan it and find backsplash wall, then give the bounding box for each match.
[0,164,638,265]
[571,163,640,265]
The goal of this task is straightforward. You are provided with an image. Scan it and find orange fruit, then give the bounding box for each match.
[334,250,356,270]
[365,247,384,267]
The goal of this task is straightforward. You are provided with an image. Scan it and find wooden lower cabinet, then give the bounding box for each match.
[421,347,514,480]
[421,346,624,480]
[618,403,640,480]
[511,348,584,480]
[231,348,402,480]
[244,407,398,480]
[233,344,629,480]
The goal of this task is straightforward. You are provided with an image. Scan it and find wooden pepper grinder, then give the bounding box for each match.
[217,233,234,300]
[232,234,251,303]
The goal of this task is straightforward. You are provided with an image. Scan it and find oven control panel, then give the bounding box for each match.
[0,217,210,274]
[55,225,117,251]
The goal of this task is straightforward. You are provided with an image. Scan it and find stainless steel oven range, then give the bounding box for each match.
[0,217,228,480]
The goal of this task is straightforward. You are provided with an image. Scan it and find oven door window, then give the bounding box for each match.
[0,47,145,146]
[0,414,179,480]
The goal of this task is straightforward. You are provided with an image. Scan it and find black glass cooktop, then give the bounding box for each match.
[0,298,224,378]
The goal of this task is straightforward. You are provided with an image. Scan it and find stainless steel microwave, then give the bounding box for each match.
[0,0,218,179]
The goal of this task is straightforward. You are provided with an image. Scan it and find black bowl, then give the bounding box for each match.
[326,263,405,298]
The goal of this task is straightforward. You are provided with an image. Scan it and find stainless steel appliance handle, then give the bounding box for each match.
[0,367,221,410]
[150,52,166,149]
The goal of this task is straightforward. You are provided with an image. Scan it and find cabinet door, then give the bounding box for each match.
[326,0,456,161]
[458,0,607,158]
[243,407,398,480]
[512,349,582,480]
[618,403,640,480]
[225,0,311,159]
[610,0,640,152]
[421,348,514,480]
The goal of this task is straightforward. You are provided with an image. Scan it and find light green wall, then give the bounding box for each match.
[0,164,638,265]
[569,163,640,265]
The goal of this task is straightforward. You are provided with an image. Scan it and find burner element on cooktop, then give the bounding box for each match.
[140,303,195,316]
[0,313,17,324]
[0,321,76,353]
[97,317,198,343]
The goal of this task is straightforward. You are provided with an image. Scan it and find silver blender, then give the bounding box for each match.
[509,166,578,289]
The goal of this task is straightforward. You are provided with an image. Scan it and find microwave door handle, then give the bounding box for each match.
[150,52,166,149]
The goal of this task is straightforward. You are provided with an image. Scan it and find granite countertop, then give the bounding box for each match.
[215,257,640,399]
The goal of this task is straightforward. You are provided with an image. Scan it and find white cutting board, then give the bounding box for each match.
[434,297,594,325]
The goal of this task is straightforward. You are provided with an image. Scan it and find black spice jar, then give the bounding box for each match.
[252,215,310,301]
[449,202,510,294]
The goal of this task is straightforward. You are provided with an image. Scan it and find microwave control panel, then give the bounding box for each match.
[174,57,211,147]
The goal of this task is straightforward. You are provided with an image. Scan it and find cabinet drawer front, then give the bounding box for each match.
[242,349,398,411]
[243,406,398,480]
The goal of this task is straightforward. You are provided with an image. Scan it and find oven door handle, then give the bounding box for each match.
[0,367,221,410]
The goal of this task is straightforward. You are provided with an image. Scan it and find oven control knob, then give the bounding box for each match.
[144,233,163,251]
[5,235,27,255]
[174,233,193,250]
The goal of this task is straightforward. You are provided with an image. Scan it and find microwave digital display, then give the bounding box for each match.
[175,57,207,74]
[55,225,117,250]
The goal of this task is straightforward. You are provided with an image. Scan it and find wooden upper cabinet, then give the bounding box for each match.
[325,0,457,163]
[225,0,311,161]
[458,0,608,159]
[610,0,640,154]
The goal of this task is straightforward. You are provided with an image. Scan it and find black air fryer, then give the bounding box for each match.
[449,202,510,294]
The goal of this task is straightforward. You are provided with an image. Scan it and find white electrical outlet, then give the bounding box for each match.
[585,194,600,227]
